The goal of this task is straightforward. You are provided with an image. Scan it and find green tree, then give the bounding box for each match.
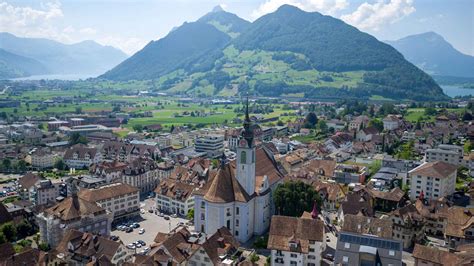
[274,181,321,217]
[304,112,318,128]
[16,220,33,239]
[424,107,437,116]
[187,209,194,220]
[1,223,17,242]
[368,119,384,132]
[317,120,328,133]
[464,141,473,153]
[16,160,28,172]
[69,132,88,145]
[133,124,143,133]
[463,112,473,121]
[75,106,83,114]
[397,141,415,160]
[38,242,50,251]
[277,120,284,126]
[0,232,5,244]
[2,159,11,170]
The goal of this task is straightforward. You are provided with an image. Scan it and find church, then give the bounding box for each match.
[193,98,285,243]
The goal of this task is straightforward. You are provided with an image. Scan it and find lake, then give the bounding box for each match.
[10,74,97,81]
[442,85,474,97]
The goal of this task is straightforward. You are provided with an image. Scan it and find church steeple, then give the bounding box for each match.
[242,96,254,148]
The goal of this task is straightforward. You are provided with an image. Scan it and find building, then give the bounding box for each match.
[444,206,474,249]
[155,178,195,216]
[78,183,140,223]
[267,215,325,266]
[122,157,159,195]
[36,183,113,248]
[90,160,127,183]
[63,145,102,169]
[195,134,224,158]
[30,179,62,206]
[409,161,457,201]
[389,203,425,249]
[54,229,132,265]
[193,100,283,243]
[412,244,474,266]
[334,164,367,184]
[383,115,400,131]
[101,140,161,163]
[425,144,464,166]
[356,127,379,142]
[349,115,369,131]
[29,148,59,169]
[335,214,403,266]
[59,124,113,136]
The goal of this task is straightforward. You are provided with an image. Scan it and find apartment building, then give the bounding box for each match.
[425,144,464,166]
[78,182,140,223]
[409,161,457,201]
[194,135,224,158]
[30,179,62,206]
[154,178,195,216]
[268,215,326,266]
[122,157,159,195]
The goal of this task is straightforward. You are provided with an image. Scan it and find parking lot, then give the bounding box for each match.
[111,198,194,254]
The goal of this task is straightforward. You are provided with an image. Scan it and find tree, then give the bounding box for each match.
[75,106,83,114]
[170,125,175,133]
[1,223,16,242]
[368,119,384,132]
[16,220,33,239]
[69,132,88,145]
[16,160,28,172]
[54,159,67,171]
[38,242,50,251]
[277,120,284,126]
[187,209,194,220]
[2,159,11,170]
[397,141,415,160]
[304,112,318,128]
[463,112,473,121]
[317,120,328,133]
[133,124,143,133]
[424,107,437,116]
[274,181,321,217]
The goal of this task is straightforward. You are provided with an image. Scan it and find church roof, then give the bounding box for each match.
[198,163,254,203]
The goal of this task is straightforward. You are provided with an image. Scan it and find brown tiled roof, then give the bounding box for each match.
[55,229,121,263]
[198,163,253,203]
[63,144,98,160]
[340,192,374,217]
[412,244,460,266]
[361,127,379,135]
[254,146,285,187]
[390,203,424,223]
[369,187,405,202]
[2,248,46,266]
[44,195,105,221]
[342,214,392,239]
[267,215,324,253]
[445,207,474,238]
[18,172,40,189]
[154,178,195,201]
[306,159,336,178]
[201,227,239,265]
[312,180,343,201]
[409,161,457,179]
[0,243,15,262]
[160,227,198,264]
[78,183,139,202]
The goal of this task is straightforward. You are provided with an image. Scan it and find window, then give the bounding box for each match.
[235,230,239,236]
[240,151,247,164]
[236,207,240,215]
[226,220,231,229]
[200,214,205,220]
[200,202,205,208]
[343,256,349,263]
[236,219,239,227]
[290,254,297,258]
[344,243,350,249]
[389,250,395,256]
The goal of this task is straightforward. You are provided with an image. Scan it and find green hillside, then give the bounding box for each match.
[100,5,447,101]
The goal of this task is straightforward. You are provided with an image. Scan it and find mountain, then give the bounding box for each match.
[387,32,474,78]
[0,32,128,77]
[0,48,49,79]
[101,5,446,101]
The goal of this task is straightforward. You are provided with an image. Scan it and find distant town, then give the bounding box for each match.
[0,78,473,265]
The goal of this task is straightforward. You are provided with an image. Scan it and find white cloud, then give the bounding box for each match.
[252,0,348,19]
[340,0,415,31]
[0,1,144,54]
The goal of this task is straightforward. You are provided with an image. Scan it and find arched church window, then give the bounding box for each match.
[252,151,255,163]
[241,151,247,164]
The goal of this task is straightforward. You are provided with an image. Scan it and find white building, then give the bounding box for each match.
[195,134,224,158]
[155,178,195,216]
[29,149,59,169]
[268,215,326,266]
[30,179,62,206]
[425,144,464,166]
[122,157,159,195]
[409,161,457,201]
[63,145,101,169]
[193,104,281,243]
[383,115,400,131]
[78,182,140,222]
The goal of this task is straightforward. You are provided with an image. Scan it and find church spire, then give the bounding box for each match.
[242,95,254,148]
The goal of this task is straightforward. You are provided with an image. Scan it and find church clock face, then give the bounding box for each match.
[239,139,247,148]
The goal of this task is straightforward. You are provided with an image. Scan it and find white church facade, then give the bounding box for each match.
[193,99,283,243]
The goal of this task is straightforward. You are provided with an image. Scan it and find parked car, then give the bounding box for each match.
[131,223,140,228]
[127,243,135,249]
[324,253,334,261]
[139,228,145,234]
[125,227,133,233]
[148,209,154,213]
[171,214,177,218]
[140,209,145,214]
[178,222,184,226]
[137,240,146,246]
[109,235,119,241]
[158,212,164,217]
[164,216,170,220]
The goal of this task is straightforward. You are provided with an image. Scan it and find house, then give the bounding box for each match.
[312,181,345,211]
[195,134,225,158]
[389,203,426,249]
[444,206,474,249]
[267,215,325,266]
[122,157,159,195]
[89,160,127,183]
[349,115,369,131]
[63,144,101,169]
[383,115,401,131]
[29,148,59,169]
[337,190,374,223]
[425,144,464,166]
[305,159,336,181]
[334,163,367,184]
[54,229,132,265]
[335,214,403,266]
[78,182,140,223]
[187,227,241,265]
[101,140,161,162]
[409,161,457,201]
[36,182,113,248]
[30,179,62,206]
[155,178,195,217]
[412,244,474,266]
[17,172,41,200]
[356,127,379,142]
[369,187,406,212]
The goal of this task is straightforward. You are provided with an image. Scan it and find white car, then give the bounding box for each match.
[140,209,145,214]
[127,243,135,249]
[139,228,145,234]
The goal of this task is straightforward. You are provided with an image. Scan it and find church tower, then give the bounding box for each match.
[236,97,256,196]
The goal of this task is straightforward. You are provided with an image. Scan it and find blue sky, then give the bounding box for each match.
[1,0,472,56]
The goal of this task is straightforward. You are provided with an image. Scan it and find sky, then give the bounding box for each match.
[1,0,473,56]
